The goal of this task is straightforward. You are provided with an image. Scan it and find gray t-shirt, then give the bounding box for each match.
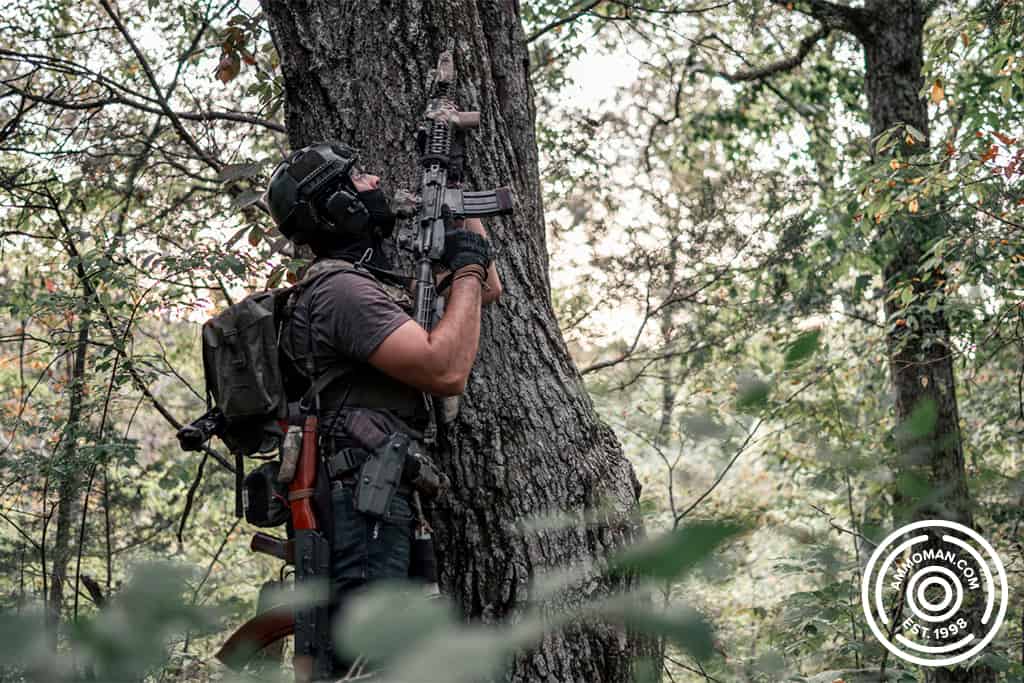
[282,266,421,416]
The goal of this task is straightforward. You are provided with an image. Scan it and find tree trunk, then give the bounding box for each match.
[47,313,90,637]
[862,3,993,681]
[261,2,651,681]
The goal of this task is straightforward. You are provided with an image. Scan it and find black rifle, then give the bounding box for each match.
[395,48,514,332]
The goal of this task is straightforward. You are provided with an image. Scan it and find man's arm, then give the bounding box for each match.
[368,267,484,396]
[463,218,501,304]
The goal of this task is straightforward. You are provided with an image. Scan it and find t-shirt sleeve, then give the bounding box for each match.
[318,272,412,361]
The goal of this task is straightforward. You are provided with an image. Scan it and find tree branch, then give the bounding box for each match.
[96,0,223,172]
[177,453,208,544]
[1,84,285,132]
[607,0,736,16]
[80,574,106,607]
[770,0,872,40]
[694,31,827,119]
[675,376,819,523]
[717,26,829,82]
[42,186,235,474]
[528,1,604,43]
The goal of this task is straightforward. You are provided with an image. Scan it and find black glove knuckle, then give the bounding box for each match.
[442,230,492,271]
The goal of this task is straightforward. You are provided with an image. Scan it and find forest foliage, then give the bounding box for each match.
[0,0,1022,681]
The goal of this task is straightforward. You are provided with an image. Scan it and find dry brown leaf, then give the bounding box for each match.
[993,131,1017,146]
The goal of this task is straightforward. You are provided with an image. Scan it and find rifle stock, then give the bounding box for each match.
[288,414,332,682]
[215,607,295,671]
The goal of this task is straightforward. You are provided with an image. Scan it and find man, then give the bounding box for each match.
[265,141,500,673]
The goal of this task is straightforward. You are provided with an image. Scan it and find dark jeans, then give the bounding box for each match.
[328,481,415,674]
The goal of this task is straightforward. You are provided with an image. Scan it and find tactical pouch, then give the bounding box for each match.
[243,461,290,528]
[406,452,449,500]
[341,408,401,449]
[409,532,437,583]
[277,425,302,484]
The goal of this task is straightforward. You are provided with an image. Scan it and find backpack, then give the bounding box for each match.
[201,289,293,457]
[201,263,372,450]
[200,262,361,517]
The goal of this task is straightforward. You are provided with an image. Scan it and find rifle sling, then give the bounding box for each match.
[288,487,315,502]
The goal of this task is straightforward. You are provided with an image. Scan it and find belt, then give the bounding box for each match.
[325,446,414,496]
[330,473,413,497]
[324,446,370,480]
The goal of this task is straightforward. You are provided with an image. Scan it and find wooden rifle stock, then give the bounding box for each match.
[215,607,295,671]
[290,415,319,531]
[289,413,332,682]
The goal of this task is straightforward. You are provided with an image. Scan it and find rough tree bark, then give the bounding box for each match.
[260,2,651,681]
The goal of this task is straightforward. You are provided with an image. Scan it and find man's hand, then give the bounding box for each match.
[442,230,491,272]
[449,217,502,304]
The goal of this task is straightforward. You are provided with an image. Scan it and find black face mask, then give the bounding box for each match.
[316,232,396,274]
[357,188,397,237]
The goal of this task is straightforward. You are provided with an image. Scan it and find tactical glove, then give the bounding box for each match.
[442,229,492,272]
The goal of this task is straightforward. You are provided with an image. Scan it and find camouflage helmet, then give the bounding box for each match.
[264,142,370,244]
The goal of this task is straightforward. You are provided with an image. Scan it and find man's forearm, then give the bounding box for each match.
[426,270,483,392]
[462,217,502,304]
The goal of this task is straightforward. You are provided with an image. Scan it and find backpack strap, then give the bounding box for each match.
[279,259,370,411]
[301,364,353,408]
[288,258,426,429]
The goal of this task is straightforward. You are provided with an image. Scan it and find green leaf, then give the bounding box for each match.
[611,520,749,582]
[897,397,938,440]
[218,162,264,183]
[225,225,249,246]
[619,605,715,661]
[905,124,926,142]
[392,621,546,683]
[335,581,455,663]
[231,190,263,210]
[975,651,1012,672]
[784,329,821,367]
[874,127,896,153]
[266,266,285,289]
[0,609,47,669]
[853,273,872,300]
[736,377,771,413]
[678,412,729,441]
[896,471,931,500]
